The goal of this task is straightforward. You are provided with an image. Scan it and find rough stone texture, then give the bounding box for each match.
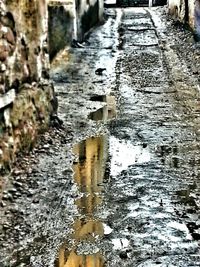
[1,82,56,169]
[0,0,56,172]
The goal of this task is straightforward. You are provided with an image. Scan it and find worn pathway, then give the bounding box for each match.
[1,7,200,267]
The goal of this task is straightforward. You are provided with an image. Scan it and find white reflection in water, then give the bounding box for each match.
[167,221,192,240]
[103,223,113,235]
[112,238,130,250]
[109,136,151,177]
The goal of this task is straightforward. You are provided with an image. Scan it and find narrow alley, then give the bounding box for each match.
[1,6,200,267]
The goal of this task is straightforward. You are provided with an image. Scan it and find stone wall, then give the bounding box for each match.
[0,0,56,172]
[168,0,200,39]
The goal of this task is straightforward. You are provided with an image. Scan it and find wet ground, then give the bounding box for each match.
[1,6,200,267]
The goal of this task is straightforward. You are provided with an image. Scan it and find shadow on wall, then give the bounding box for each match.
[48,0,103,60]
[79,1,99,40]
[48,5,74,61]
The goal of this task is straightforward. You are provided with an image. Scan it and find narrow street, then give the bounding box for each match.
[1,7,200,267]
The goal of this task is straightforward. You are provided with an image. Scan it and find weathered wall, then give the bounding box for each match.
[0,0,56,172]
[168,0,200,39]
[48,0,104,60]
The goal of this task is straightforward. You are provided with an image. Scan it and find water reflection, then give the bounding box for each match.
[55,136,108,267]
[56,247,104,267]
[73,219,104,241]
[75,195,102,215]
[89,96,116,121]
[73,136,107,192]
[155,145,184,168]
[176,188,198,207]
[89,107,106,121]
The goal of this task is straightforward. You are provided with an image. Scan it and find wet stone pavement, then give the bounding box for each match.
[1,7,200,267]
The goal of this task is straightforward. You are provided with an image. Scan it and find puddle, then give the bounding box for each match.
[90,95,107,102]
[72,219,104,241]
[75,195,102,215]
[55,248,104,267]
[55,136,109,266]
[89,107,107,121]
[176,188,198,207]
[89,95,116,121]
[112,238,130,250]
[73,136,108,192]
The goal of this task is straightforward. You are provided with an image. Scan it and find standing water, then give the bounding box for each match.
[55,136,109,267]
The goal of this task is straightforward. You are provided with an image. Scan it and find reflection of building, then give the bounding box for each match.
[73,219,104,240]
[75,195,102,215]
[57,248,104,267]
[55,135,108,267]
[56,219,105,267]
[89,107,107,121]
[73,136,108,194]
[89,96,117,122]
